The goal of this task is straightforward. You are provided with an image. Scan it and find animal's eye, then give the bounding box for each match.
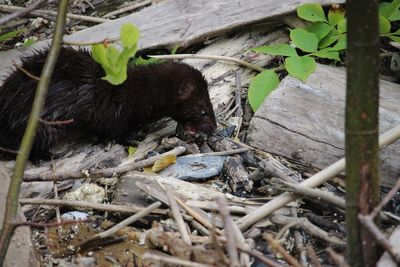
[200,110,207,117]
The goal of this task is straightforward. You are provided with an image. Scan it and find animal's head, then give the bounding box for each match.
[171,65,217,140]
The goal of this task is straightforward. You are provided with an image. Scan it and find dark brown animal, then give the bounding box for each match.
[0,47,216,158]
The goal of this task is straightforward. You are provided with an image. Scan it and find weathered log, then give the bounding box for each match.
[247,64,400,188]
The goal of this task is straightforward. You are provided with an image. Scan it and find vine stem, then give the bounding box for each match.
[148,54,266,72]
[0,0,69,264]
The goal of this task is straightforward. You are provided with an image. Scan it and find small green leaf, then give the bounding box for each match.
[328,7,345,26]
[389,10,400,21]
[92,44,110,68]
[305,22,332,40]
[22,37,37,48]
[380,16,391,34]
[132,56,160,65]
[330,35,347,51]
[248,70,279,112]
[120,23,140,47]
[337,19,347,33]
[319,30,341,49]
[252,44,298,57]
[290,29,319,53]
[388,35,400,43]
[171,45,180,55]
[312,49,340,60]
[379,0,400,19]
[0,29,24,42]
[285,56,316,81]
[127,146,137,156]
[297,3,327,22]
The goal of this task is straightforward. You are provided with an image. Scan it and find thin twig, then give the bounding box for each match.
[234,71,243,117]
[39,118,74,125]
[62,36,120,46]
[199,147,249,157]
[271,178,345,209]
[216,197,240,267]
[237,244,284,267]
[0,0,69,263]
[77,201,161,250]
[358,214,400,263]
[23,146,186,181]
[264,233,302,267]
[103,0,152,18]
[15,65,40,81]
[166,190,191,245]
[19,198,166,215]
[0,0,52,26]
[270,215,345,246]
[15,219,90,228]
[0,4,110,23]
[325,247,350,267]
[370,177,400,218]
[306,244,322,267]
[148,54,266,72]
[142,252,212,267]
[0,146,19,155]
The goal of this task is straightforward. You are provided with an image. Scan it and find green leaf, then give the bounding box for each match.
[285,56,316,81]
[390,10,400,21]
[22,37,37,48]
[388,28,400,35]
[290,29,319,52]
[305,22,332,40]
[120,23,140,47]
[297,3,327,22]
[388,35,400,43]
[248,70,279,112]
[330,35,347,51]
[328,7,345,26]
[0,29,24,42]
[132,56,160,65]
[312,49,340,60]
[379,0,400,19]
[92,44,110,68]
[337,19,347,33]
[252,44,298,57]
[319,30,341,49]
[171,45,180,55]
[128,146,137,156]
[380,16,391,34]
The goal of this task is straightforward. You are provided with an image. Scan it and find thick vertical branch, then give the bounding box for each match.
[346,0,380,266]
[0,0,69,264]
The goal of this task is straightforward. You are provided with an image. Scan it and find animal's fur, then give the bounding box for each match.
[0,47,216,158]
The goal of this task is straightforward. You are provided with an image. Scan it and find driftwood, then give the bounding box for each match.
[0,0,344,79]
[222,156,252,194]
[247,64,400,188]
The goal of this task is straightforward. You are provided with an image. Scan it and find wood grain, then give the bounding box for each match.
[247,64,400,188]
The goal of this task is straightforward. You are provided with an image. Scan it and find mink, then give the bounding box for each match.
[0,47,217,159]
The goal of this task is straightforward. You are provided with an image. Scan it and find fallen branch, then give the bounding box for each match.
[23,146,186,181]
[19,198,166,215]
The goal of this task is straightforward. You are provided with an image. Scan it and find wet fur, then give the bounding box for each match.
[0,47,216,158]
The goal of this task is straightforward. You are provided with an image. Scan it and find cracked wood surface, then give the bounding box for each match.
[247,64,400,188]
[0,0,343,80]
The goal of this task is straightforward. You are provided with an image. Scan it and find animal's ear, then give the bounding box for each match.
[176,80,195,100]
